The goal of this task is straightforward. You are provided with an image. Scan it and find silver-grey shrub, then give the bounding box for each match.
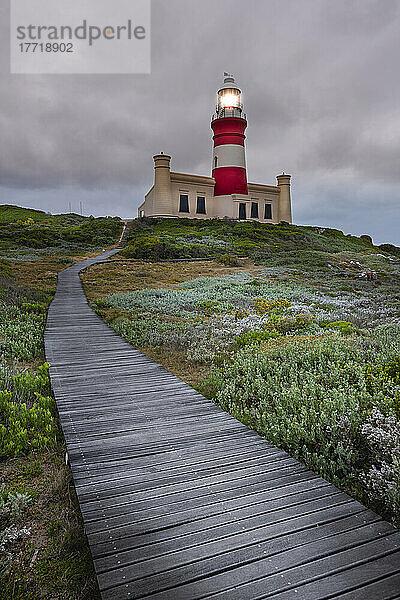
[202,325,400,526]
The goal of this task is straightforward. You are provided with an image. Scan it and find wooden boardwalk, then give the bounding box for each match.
[45,250,400,600]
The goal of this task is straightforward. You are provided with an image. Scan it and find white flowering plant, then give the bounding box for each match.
[93,266,400,526]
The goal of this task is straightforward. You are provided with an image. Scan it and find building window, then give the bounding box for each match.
[214,156,218,168]
[179,194,189,213]
[238,203,246,220]
[139,210,145,218]
[196,196,206,214]
[251,202,259,219]
[264,203,272,219]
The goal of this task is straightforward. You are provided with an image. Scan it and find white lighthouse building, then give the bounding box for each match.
[138,74,292,223]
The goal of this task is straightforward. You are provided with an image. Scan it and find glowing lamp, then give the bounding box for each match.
[219,89,241,109]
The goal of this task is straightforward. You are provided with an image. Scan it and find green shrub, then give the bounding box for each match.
[216,254,240,266]
[121,236,187,259]
[0,205,48,225]
[0,364,56,458]
[277,313,315,333]
[254,249,331,270]
[200,326,400,526]
[121,217,395,265]
[21,302,47,315]
[234,329,281,348]
[365,356,400,417]
[195,299,234,314]
[360,235,373,244]
[0,391,56,458]
[0,304,45,361]
[23,460,43,479]
[322,320,358,335]
[0,206,122,254]
[253,298,291,315]
[0,261,13,278]
[380,357,400,384]
[57,257,74,265]
[379,243,400,257]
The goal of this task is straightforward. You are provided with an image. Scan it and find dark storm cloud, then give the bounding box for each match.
[0,0,399,243]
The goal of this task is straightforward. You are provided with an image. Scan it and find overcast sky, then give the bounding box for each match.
[1,0,399,245]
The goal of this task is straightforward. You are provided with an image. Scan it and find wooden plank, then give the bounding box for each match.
[84,472,320,524]
[85,482,335,536]
[215,551,400,600]
[94,504,373,573]
[76,456,301,504]
[94,510,381,575]
[329,573,400,600]
[79,465,310,517]
[100,526,400,597]
[88,496,355,558]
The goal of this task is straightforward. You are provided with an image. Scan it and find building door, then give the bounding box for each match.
[239,203,246,220]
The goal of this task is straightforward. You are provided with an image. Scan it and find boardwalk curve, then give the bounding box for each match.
[45,250,400,599]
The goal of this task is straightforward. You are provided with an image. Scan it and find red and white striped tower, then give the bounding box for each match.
[211,74,248,196]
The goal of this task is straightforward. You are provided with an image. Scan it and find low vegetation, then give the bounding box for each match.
[0,205,118,599]
[85,217,400,528]
[0,204,122,261]
[0,281,99,598]
[120,216,392,264]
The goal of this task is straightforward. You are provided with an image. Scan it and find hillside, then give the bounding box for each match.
[120,216,400,268]
[82,217,400,529]
[0,204,50,223]
[0,204,123,260]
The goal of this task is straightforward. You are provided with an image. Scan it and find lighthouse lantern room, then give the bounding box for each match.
[139,74,292,224]
[211,73,248,197]
[216,74,244,116]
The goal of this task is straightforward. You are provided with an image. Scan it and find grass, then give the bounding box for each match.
[1,452,99,600]
[144,346,211,389]
[81,257,259,300]
[9,252,110,295]
[0,205,50,224]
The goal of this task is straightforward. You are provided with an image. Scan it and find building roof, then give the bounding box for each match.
[218,74,241,93]
[248,181,280,193]
[170,171,215,186]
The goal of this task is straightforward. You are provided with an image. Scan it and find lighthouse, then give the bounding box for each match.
[211,73,248,196]
[139,73,292,223]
